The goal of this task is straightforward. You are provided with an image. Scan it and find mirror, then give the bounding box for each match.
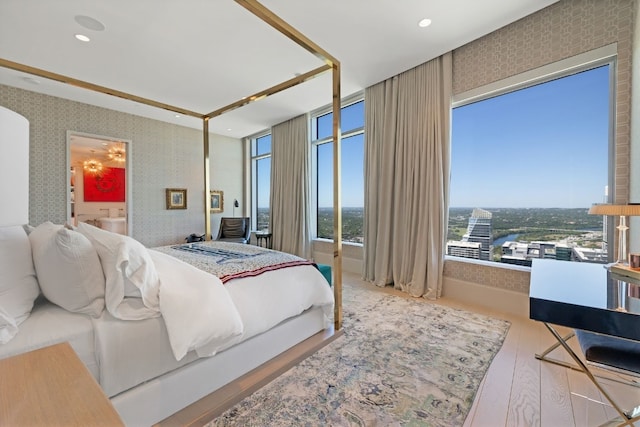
[66,131,132,235]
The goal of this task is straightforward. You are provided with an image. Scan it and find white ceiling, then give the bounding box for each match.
[0,0,558,139]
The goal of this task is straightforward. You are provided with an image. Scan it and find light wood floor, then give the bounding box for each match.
[161,272,640,427]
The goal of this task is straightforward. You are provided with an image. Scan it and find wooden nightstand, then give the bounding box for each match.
[0,342,124,426]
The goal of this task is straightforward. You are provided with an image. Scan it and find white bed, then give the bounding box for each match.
[0,225,333,426]
[0,105,334,426]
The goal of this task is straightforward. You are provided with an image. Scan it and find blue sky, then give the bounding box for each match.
[259,65,610,210]
[450,65,610,208]
[317,134,364,208]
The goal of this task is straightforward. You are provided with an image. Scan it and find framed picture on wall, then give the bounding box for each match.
[166,188,187,210]
[210,190,223,213]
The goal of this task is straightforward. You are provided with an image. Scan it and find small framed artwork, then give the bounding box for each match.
[210,190,224,213]
[166,188,187,210]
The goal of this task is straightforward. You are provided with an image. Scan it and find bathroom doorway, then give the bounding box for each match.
[66,131,132,235]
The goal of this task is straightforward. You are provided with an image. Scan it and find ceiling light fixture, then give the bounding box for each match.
[418,18,432,28]
[107,143,126,163]
[83,158,103,175]
[74,15,105,32]
[75,34,91,42]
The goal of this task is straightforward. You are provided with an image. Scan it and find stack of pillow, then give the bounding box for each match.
[0,221,161,344]
[0,225,40,344]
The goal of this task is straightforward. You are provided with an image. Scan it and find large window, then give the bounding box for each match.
[251,133,271,231]
[312,99,364,244]
[448,63,613,266]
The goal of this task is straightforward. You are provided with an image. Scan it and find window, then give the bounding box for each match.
[251,133,271,231]
[448,63,613,266]
[312,99,365,244]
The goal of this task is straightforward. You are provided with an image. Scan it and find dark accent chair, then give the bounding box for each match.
[215,217,251,244]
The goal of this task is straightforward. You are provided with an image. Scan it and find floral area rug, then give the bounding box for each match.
[209,283,510,427]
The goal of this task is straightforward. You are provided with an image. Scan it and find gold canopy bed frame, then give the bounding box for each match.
[0,0,344,329]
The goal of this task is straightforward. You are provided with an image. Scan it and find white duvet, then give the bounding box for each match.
[148,250,334,361]
[80,220,334,362]
[149,250,244,360]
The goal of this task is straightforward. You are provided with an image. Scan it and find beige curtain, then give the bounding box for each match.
[269,114,311,258]
[363,52,452,298]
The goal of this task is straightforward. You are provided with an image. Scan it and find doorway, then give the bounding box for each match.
[67,131,132,235]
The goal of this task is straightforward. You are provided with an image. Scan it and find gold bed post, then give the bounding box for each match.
[234,0,344,330]
[203,118,212,240]
[332,63,343,330]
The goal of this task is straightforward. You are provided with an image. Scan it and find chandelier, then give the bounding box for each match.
[107,143,126,163]
[83,158,103,175]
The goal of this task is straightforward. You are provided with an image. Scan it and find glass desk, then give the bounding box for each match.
[529,259,640,426]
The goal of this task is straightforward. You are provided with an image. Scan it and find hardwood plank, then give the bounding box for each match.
[590,372,640,424]
[506,315,542,427]
[465,314,520,427]
[538,324,574,426]
[568,369,611,427]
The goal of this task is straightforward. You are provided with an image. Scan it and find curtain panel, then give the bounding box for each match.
[269,114,311,258]
[363,52,452,298]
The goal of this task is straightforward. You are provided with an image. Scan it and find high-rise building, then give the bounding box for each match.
[462,208,493,261]
[446,241,482,259]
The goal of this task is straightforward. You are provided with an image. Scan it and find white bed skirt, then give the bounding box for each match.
[111,306,327,426]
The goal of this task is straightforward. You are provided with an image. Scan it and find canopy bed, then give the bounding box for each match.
[0,1,344,425]
[0,0,343,328]
[0,102,335,425]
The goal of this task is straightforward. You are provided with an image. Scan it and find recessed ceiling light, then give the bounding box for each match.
[418,18,432,28]
[74,15,105,31]
[227,128,232,131]
[75,34,91,42]
[175,114,181,118]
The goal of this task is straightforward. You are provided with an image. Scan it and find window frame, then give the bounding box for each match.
[310,93,365,243]
[249,131,272,232]
[449,45,617,267]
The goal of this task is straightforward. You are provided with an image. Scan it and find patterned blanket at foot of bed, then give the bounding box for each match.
[152,241,313,283]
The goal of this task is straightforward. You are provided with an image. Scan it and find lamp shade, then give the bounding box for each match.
[588,204,640,216]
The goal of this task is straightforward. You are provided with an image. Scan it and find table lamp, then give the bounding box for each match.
[588,203,640,265]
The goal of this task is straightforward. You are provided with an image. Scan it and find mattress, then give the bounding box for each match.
[93,309,199,397]
[0,297,98,380]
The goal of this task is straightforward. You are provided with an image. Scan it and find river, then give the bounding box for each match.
[492,233,519,246]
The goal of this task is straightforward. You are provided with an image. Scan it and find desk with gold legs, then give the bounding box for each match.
[530,259,640,427]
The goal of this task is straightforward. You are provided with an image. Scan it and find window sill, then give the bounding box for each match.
[312,238,363,248]
[444,255,531,273]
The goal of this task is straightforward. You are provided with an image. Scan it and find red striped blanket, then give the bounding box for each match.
[152,241,313,283]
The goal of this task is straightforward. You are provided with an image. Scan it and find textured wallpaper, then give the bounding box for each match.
[0,85,242,247]
[446,0,635,294]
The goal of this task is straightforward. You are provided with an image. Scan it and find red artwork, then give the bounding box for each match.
[83,167,125,202]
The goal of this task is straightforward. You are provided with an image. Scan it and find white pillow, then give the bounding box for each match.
[28,222,105,317]
[0,225,40,344]
[77,222,160,320]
